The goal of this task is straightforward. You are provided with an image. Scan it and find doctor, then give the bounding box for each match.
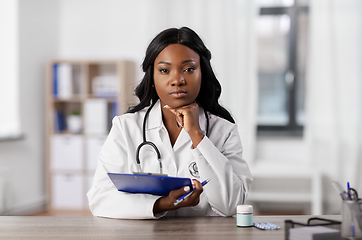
[87,27,253,219]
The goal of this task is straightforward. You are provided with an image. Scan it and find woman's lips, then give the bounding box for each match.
[169,90,187,98]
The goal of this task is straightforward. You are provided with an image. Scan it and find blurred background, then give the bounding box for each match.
[0,0,361,216]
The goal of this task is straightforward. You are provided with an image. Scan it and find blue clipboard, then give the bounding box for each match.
[107,173,193,196]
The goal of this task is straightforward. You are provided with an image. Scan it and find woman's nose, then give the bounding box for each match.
[170,72,185,86]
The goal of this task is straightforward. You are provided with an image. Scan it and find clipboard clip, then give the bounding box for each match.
[132,172,168,177]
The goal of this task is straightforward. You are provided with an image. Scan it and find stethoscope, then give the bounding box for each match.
[135,101,209,174]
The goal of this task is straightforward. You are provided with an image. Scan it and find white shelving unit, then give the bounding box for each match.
[45,60,135,212]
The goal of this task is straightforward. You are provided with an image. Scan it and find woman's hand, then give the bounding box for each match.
[164,103,204,148]
[153,180,203,215]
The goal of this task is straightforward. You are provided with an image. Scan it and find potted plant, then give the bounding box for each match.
[67,110,82,133]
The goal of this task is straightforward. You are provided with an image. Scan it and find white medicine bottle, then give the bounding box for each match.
[236,205,253,227]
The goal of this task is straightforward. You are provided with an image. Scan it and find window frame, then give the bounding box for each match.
[0,0,22,141]
[257,3,309,136]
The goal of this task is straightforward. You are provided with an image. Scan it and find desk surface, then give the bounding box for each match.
[0,215,341,240]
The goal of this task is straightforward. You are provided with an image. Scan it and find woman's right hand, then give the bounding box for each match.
[153,180,203,214]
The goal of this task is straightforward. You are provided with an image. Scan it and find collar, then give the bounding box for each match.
[145,100,207,134]
[145,100,163,131]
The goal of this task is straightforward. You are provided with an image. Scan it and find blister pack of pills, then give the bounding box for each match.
[253,222,281,230]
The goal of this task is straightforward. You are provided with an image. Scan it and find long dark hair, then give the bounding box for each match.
[127,27,234,123]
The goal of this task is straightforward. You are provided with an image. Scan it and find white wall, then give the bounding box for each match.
[0,0,21,139]
[58,0,151,83]
[0,0,59,215]
[255,137,308,167]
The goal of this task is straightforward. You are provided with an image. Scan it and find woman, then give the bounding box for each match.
[87,27,252,219]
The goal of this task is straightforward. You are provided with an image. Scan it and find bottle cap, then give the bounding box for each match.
[237,205,253,214]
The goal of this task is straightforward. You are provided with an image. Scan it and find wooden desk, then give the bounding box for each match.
[0,215,341,240]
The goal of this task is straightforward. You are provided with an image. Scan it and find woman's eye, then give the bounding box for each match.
[184,67,195,73]
[159,69,169,74]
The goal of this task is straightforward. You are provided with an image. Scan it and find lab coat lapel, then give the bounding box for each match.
[158,127,176,160]
[146,100,163,131]
[172,129,191,151]
[146,100,176,160]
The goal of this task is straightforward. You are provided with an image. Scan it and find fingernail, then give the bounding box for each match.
[163,105,169,108]
[177,122,183,128]
[184,186,190,192]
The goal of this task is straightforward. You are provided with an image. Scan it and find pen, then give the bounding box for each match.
[347,182,351,199]
[174,179,210,206]
[331,181,349,200]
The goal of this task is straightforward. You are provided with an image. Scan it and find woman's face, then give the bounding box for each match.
[153,44,201,108]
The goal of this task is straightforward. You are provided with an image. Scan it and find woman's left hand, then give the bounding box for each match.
[153,179,203,215]
[164,103,204,148]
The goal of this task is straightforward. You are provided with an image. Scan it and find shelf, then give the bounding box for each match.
[52,96,83,102]
[46,59,136,211]
[86,94,118,101]
[51,131,82,135]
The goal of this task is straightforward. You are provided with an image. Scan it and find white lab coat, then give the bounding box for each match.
[87,100,252,219]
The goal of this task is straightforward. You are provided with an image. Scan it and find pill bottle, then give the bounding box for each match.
[236,205,253,227]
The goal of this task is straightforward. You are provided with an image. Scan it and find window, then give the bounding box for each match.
[257,0,309,135]
[0,0,21,140]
